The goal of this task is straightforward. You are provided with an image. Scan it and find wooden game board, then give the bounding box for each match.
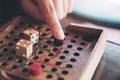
[0,16,107,80]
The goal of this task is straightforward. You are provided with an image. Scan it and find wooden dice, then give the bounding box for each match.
[23,28,39,45]
[16,39,33,58]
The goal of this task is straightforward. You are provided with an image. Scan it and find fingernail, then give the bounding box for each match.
[54,29,65,40]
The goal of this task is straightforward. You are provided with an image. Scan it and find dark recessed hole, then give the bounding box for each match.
[58,77,64,80]
[48,53,54,57]
[18,33,23,37]
[46,74,53,79]
[59,56,65,60]
[3,48,8,52]
[71,39,76,43]
[29,33,32,35]
[70,58,76,62]
[0,54,3,57]
[80,42,86,46]
[0,40,4,44]
[12,50,16,54]
[74,52,80,56]
[41,64,45,68]
[14,26,19,29]
[4,36,9,39]
[50,35,54,38]
[63,50,69,53]
[46,40,52,44]
[77,47,83,51]
[62,70,69,75]
[67,44,73,48]
[22,68,29,73]
[28,62,34,66]
[82,35,95,42]
[66,64,73,68]
[53,47,58,52]
[1,62,7,66]
[13,38,20,42]
[55,61,62,65]
[74,35,79,38]
[33,56,39,60]
[42,33,46,36]
[11,65,17,69]
[65,33,69,36]
[57,77,64,80]
[38,51,43,54]
[42,45,48,48]
[51,68,57,72]
[9,31,14,34]
[17,59,23,63]
[46,28,50,31]
[43,58,49,62]
[7,56,13,61]
[8,43,13,46]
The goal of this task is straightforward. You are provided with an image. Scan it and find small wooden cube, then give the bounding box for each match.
[16,39,33,58]
[23,28,39,44]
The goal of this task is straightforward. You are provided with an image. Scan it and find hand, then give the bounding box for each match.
[21,0,73,40]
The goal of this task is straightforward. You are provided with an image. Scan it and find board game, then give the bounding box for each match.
[0,16,107,80]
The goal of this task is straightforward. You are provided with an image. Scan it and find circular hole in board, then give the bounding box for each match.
[42,45,48,48]
[17,59,23,63]
[13,38,20,42]
[4,36,9,40]
[46,74,53,79]
[80,42,86,46]
[52,47,58,52]
[43,58,50,62]
[8,42,14,46]
[77,47,83,51]
[48,53,54,57]
[71,39,76,43]
[63,50,69,54]
[7,56,13,61]
[74,35,79,38]
[1,62,7,66]
[41,33,46,36]
[70,58,76,62]
[0,40,4,44]
[38,50,44,54]
[46,28,50,31]
[58,77,64,80]
[22,68,29,73]
[62,70,69,75]
[74,52,80,56]
[33,56,39,60]
[3,48,8,52]
[28,62,34,66]
[66,64,73,68]
[46,40,52,44]
[59,56,66,60]
[67,44,73,48]
[55,61,62,66]
[11,65,18,69]
[65,33,69,36]
[51,68,57,72]
[9,31,14,34]
[41,64,45,68]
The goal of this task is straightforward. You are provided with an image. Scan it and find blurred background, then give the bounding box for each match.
[73,0,120,26]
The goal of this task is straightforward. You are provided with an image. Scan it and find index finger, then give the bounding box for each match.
[37,0,65,40]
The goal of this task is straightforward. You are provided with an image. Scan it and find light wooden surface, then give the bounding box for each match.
[61,15,120,45]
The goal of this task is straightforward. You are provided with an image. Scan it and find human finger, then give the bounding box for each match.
[62,0,68,17]
[37,0,65,40]
[68,0,73,13]
[52,0,64,20]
